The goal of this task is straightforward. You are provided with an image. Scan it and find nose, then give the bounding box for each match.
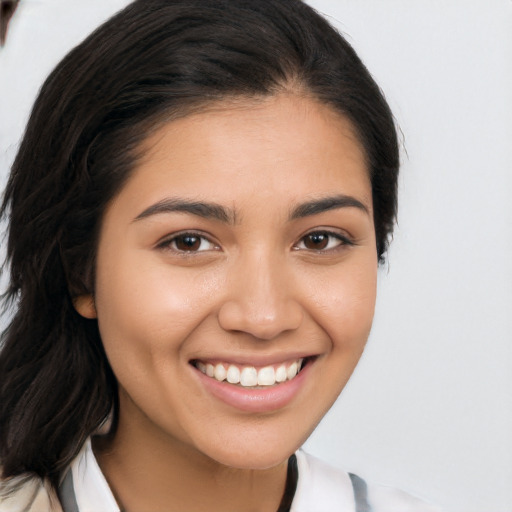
[217,251,303,340]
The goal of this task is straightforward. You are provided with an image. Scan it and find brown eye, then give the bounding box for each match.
[303,232,330,250]
[157,232,218,253]
[174,235,202,251]
[296,231,352,252]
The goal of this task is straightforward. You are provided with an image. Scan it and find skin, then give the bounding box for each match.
[75,93,378,512]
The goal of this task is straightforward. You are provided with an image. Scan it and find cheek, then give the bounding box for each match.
[93,252,223,358]
[308,256,377,351]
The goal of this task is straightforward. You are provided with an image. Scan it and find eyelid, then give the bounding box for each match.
[155,230,220,253]
[294,228,355,251]
[154,228,354,255]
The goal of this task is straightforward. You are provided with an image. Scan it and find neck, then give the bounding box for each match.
[93,394,289,512]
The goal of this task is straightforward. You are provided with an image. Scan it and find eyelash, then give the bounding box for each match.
[294,230,354,252]
[156,230,353,255]
[156,231,219,253]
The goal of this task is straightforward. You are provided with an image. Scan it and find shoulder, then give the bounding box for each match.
[291,450,441,512]
[1,438,116,512]
[0,471,62,512]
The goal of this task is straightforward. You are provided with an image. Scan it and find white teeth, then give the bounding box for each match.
[214,364,227,381]
[198,358,308,387]
[226,365,240,384]
[257,366,275,386]
[240,367,258,387]
[287,362,298,380]
[275,365,287,383]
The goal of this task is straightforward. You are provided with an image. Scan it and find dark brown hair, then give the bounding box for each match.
[0,0,399,485]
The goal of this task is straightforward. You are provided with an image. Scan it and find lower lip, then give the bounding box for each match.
[193,361,312,413]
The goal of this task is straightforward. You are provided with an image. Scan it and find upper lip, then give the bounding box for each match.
[189,352,317,368]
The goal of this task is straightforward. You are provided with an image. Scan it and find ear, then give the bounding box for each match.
[73,294,97,319]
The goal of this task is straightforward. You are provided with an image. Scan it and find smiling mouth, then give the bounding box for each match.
[191,357,313,389]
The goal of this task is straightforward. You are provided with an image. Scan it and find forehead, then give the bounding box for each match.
[115,94,372,216]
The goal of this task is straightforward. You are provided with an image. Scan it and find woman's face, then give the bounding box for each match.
[77,94,377,469]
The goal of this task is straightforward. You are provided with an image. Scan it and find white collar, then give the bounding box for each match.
[69,439,119,512]
[291,450,356,511]
[67,440,357,512]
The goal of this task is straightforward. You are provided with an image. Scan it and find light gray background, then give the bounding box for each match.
[1,1,511,511]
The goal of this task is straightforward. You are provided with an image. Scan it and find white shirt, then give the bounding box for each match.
[1,439,440,511]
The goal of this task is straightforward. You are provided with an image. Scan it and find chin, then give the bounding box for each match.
[190,418,316,471]
[206,446,294,471]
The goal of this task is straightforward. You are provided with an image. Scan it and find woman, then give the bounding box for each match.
[0,0,439,510]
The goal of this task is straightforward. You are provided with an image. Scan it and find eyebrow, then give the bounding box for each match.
[289,194,370,220]
[133,194,369,224]
[134,198,236,224]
